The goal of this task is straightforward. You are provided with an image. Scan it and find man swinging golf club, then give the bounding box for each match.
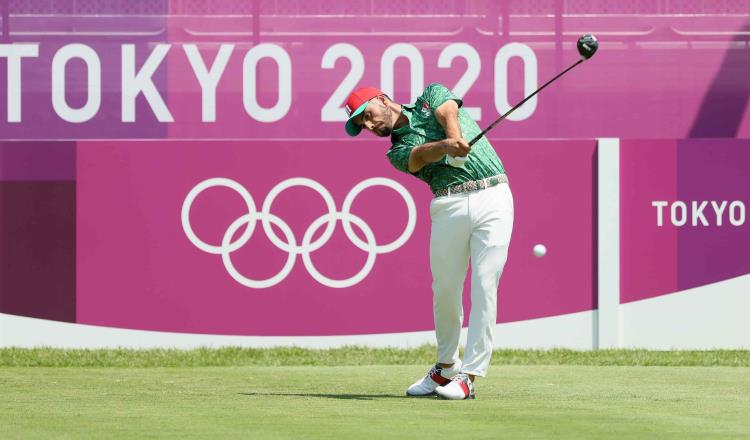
[344,84,514,400]
[343,35,597,400]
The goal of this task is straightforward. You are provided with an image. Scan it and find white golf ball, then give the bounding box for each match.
[533,244,547,258]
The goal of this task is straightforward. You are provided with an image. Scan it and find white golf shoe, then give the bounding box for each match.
[435,373,475,400]
[405,361,462,397]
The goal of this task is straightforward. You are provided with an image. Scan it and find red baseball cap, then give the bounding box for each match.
[345,86,385,136]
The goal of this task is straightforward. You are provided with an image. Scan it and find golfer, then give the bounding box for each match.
[344,84,514,400]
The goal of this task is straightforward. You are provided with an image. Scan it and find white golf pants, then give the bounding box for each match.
[429,182,514,377]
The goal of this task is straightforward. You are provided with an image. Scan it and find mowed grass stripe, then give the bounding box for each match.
[2,365,749,439]
[1,346,750,367]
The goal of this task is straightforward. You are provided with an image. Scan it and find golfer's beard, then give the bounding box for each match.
[378,106,393,137]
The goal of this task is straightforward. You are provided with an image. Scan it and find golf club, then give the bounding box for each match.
[468,34,598,146]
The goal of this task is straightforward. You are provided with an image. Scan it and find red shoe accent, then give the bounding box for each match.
[428,369,451,386]
[459,380,470,397]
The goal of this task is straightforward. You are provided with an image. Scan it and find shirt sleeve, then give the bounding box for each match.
[423,83,463,110]
[386,143,413,174]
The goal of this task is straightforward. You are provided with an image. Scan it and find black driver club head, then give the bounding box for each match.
[577,34,599,60]
[469,33,599,146]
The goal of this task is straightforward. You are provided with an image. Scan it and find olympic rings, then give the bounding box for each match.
[181,177,416,289]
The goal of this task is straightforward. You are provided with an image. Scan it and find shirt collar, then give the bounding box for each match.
[393,104,414,137]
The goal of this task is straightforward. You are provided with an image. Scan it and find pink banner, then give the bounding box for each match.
[1,5,748,139]
[4,2,747,337]
[76,139,595,335]
[620,139,750,303]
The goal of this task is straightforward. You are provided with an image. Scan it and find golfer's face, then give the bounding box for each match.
[358,98,392,137]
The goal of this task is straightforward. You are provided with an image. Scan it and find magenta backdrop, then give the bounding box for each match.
[3,2,748,335]
[76,139,595,335]
[0,7,748,139]
[620,139,750,304]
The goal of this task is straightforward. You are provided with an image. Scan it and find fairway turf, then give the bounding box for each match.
[3,346,750,367]
[2,350,750,439]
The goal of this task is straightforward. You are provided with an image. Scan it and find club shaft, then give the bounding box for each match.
[468,58,585,146]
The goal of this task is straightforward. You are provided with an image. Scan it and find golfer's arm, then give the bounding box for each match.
[407,100,462,173]
[435,100,462,139]
[408,141,449,173]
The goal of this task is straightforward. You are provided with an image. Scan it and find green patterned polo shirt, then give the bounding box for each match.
[387,83,506,194]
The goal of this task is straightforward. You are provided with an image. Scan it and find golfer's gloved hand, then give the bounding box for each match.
[446,155,468,168]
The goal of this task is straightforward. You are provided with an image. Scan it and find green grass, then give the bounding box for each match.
[2,348,750,439]
[2,346,750,367]
[2,364,750,439]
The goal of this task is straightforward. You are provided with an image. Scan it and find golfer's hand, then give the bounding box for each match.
[444,138,471,157]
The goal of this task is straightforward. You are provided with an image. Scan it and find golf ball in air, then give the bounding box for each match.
[533,244,547,258]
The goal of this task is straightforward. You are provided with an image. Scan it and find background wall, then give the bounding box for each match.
[1,0,748,348]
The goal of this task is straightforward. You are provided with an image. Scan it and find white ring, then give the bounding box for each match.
[300,212,377,288]
[181,177,257,254]
[221,213,297,289]
[261,177,337,254]
[341,177,416,253]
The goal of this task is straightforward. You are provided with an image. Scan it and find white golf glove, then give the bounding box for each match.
[446,155,468,168]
